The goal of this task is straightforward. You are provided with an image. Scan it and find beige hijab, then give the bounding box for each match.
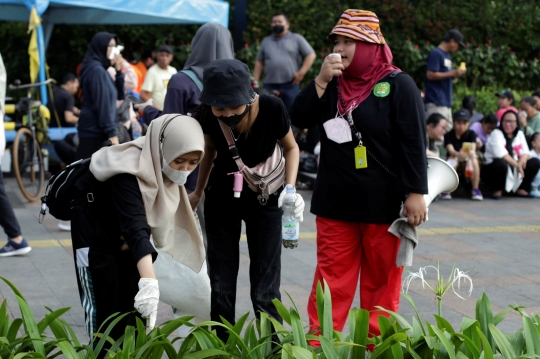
[90,114,206,272]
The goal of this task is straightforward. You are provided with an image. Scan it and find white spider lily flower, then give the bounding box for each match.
[401,262,474,316]
[402,265,438,294]
[451,267,473,300]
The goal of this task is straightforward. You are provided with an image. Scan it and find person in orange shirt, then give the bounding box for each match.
[129,62,144,94]
[131,51,154,93]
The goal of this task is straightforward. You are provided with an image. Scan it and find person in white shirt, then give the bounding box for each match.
[483,110,540,199]
[529,132,540,197]
[140,45,177,110]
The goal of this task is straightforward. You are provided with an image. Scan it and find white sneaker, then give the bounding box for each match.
[471,189,484,201]
[58,221,71,231]
[440,192,452,200]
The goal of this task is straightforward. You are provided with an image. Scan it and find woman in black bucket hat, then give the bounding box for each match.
[189,59,302,339]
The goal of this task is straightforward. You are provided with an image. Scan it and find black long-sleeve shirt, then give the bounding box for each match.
[75,171,156,263]
[290,73,428,223]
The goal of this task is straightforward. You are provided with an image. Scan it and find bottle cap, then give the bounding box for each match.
[234,191,241,198]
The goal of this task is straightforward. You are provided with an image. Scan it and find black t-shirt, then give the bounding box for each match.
[199,94,290,191]
[48,87,75,127]
[444,129,477,152]
[290,73,428,224]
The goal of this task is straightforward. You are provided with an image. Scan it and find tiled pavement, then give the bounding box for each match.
[1,175,540,342]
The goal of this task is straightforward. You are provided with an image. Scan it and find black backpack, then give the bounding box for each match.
[39,158,91,223]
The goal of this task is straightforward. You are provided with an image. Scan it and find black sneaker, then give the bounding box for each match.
[0,238,32,257]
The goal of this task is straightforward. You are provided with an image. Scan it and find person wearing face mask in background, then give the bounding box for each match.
[77,32,122,159]
[290,9,428,339]
[253,12,316,113]
[189,59,301,340]
[70,115,206,355]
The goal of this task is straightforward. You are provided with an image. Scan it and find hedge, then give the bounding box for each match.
[1,0,539,92]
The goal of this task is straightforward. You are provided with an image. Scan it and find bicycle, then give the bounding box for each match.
[6,79,55,202]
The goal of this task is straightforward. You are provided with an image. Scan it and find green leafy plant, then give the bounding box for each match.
[3,274,540,358]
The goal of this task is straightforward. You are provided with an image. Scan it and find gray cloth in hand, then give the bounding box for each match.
[388,217,418,267]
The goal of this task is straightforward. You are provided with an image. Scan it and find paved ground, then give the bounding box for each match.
[1,174,540,343]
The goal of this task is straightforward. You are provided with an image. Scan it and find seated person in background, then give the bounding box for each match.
[425,113,447,157]
[483,110,540,199]
[529,132,540,197]
[519,96,540,137]
[463,95,483,123]
[47,73,79,127]
[495,90,518,122]
[470,114,498,152]
[442,109,483,200]
[54,133,78,167]
[532,91,540,111]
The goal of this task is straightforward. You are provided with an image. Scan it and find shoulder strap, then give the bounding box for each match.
[217,120,247,171]
[389,70,403,78]
[181,70,203,91]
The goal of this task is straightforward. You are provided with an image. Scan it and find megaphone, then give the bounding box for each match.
[425,156,459,207]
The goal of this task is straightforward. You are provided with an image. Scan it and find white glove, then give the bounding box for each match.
[134,278,159,330]
[278,185,305,222]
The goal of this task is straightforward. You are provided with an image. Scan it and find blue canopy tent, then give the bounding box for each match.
[0,0,230,106]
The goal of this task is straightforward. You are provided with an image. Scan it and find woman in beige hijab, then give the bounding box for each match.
[70,114,205,348]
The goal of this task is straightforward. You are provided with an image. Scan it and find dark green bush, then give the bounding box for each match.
[2,0,540,94]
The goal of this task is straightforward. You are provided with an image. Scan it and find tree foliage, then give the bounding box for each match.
[0,0,539,90]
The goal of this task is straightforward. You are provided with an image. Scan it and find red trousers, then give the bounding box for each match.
[307,217,403,336]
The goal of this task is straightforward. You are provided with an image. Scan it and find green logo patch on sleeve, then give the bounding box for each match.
[373,82,390,97]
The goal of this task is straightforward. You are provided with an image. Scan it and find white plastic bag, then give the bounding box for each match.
[151,238,210,337]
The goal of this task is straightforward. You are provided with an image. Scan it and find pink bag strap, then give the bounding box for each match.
[217,120,247,171]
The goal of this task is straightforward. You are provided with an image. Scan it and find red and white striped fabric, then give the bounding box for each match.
[329,9,386,44]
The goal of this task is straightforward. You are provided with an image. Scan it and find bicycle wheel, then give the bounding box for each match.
[12,127,44,202]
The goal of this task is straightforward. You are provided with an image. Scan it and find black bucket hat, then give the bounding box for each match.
[199,59,255,108]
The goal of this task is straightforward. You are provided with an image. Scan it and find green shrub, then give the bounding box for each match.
[395,39,540,91]
[452,85,530,115]
[3,274,540,358]
[3,0,540,91]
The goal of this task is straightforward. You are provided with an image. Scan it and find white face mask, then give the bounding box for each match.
[162,159,193,186]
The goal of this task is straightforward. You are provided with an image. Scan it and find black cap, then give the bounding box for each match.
[444,29,466,48]
[200,59,256,108]
[453,108,471,121]
[495,89,515,101]
[156,45,173,54]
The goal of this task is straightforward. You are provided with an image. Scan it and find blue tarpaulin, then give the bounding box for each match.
[0,0,230,104]
[0,0,229,27]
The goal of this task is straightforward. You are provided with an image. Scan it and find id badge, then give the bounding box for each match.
[354,145,368,169]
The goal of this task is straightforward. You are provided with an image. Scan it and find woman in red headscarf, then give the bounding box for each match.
[290,10,428,338]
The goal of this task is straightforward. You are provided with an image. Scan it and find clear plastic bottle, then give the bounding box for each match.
[132,123,141,140]
[282,185,299,249]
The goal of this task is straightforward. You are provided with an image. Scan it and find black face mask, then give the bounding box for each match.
[217,105,250,128]
[272,25,285,35]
